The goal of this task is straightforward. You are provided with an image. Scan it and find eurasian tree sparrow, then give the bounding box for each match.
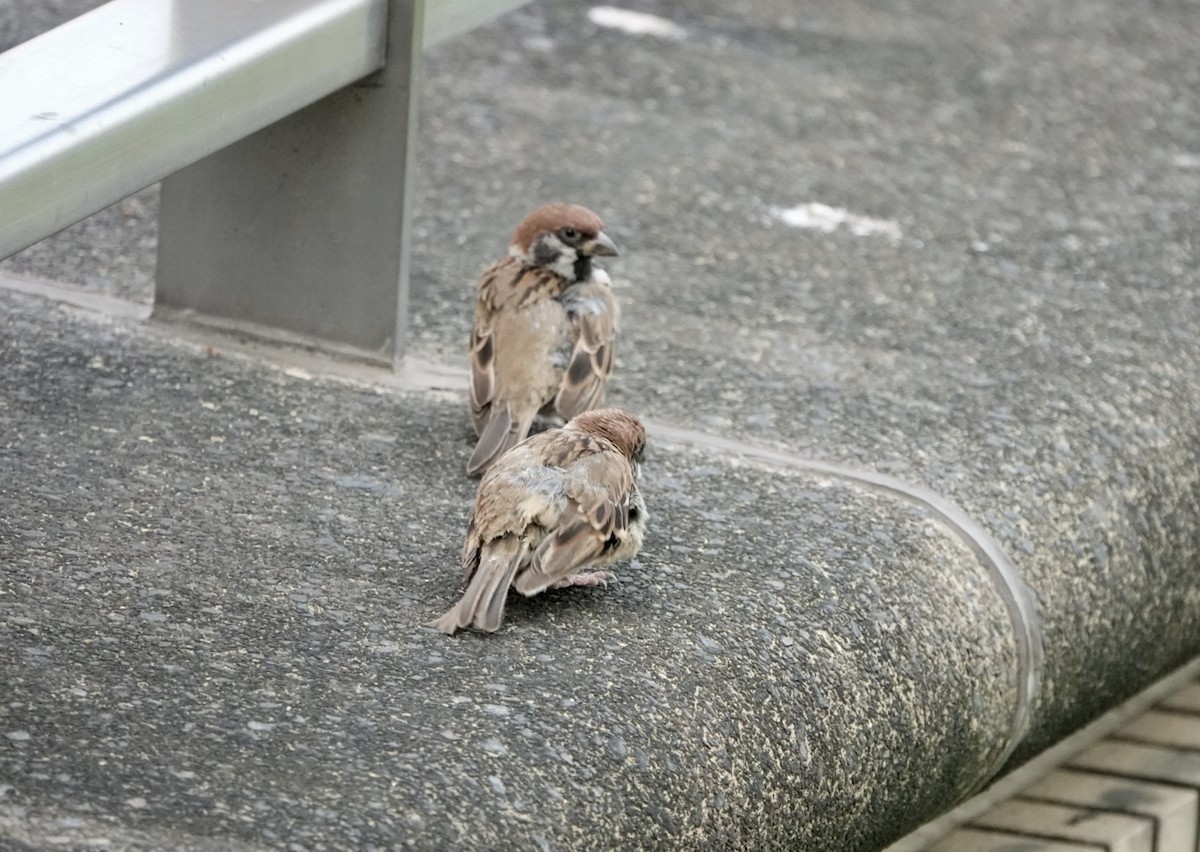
[433,408,648,635]
[466,203,620,476]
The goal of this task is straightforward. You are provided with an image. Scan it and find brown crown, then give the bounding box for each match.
[569,408,647,461]
[511,203,605,252]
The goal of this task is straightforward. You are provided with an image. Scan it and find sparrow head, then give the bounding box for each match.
[570,408,647,466]
[509,203,619,282]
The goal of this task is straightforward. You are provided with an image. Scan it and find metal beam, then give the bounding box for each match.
[0,0,531,361]
[156,1,424,362]
[0,0,389,262]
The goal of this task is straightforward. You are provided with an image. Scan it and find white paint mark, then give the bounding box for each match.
[771,202,902,240]
[587,6,687,39]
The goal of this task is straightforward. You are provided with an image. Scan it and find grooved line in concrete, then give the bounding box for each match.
[644,421,1045,790]
[0,272,1044,790]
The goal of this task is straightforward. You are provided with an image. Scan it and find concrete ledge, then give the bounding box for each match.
[3,288,1028,849]
[4,231,1199,847]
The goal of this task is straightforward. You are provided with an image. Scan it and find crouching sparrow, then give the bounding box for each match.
[433,408,648,635]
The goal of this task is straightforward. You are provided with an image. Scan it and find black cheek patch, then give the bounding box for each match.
[533,239,560,267]
[603,532,621,553]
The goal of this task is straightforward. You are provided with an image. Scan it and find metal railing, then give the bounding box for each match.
[0,0,528,363]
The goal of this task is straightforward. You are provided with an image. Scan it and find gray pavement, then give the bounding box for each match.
[4,0,1200,849]
[1,286,1018,850]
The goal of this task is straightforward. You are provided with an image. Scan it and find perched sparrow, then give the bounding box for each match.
[432,408,648,635]
[466,203,620,476]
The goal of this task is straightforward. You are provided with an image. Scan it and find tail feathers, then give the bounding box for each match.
[430,537,525,634]
[466,406,530,477]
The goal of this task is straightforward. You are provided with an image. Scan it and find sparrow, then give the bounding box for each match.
[432,408,648,635]
[466,203,620,476]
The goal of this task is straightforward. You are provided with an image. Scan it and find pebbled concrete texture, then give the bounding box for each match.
[3,0,1200,847]
[410,0,1200,765]
[2,289,1018,850]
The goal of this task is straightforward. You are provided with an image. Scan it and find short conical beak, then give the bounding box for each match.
[583,231,619,257]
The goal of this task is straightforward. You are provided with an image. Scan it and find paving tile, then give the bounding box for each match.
[929,827,1104,851]
[1159,684,1200,715]
[1117,711,1200,753]
[972,800,1153,852]
[1069,740,1200,789]
[1021,768,1197,852]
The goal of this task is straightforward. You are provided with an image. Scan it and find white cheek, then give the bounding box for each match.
[550,251,579,280]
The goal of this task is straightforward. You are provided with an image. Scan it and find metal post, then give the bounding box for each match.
[155,0,424,365]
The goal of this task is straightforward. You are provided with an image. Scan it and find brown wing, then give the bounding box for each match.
[462,434,579,572]
[511,446,636,596]
[468,258,516,438]
[468,319,497,438]
[554,276,617,420]
[466,403,528,478]
[467,259,570,475]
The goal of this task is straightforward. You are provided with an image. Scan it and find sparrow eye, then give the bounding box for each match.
[560,227,580,242]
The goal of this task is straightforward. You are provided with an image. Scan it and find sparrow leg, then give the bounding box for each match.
[552,570,616,589]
